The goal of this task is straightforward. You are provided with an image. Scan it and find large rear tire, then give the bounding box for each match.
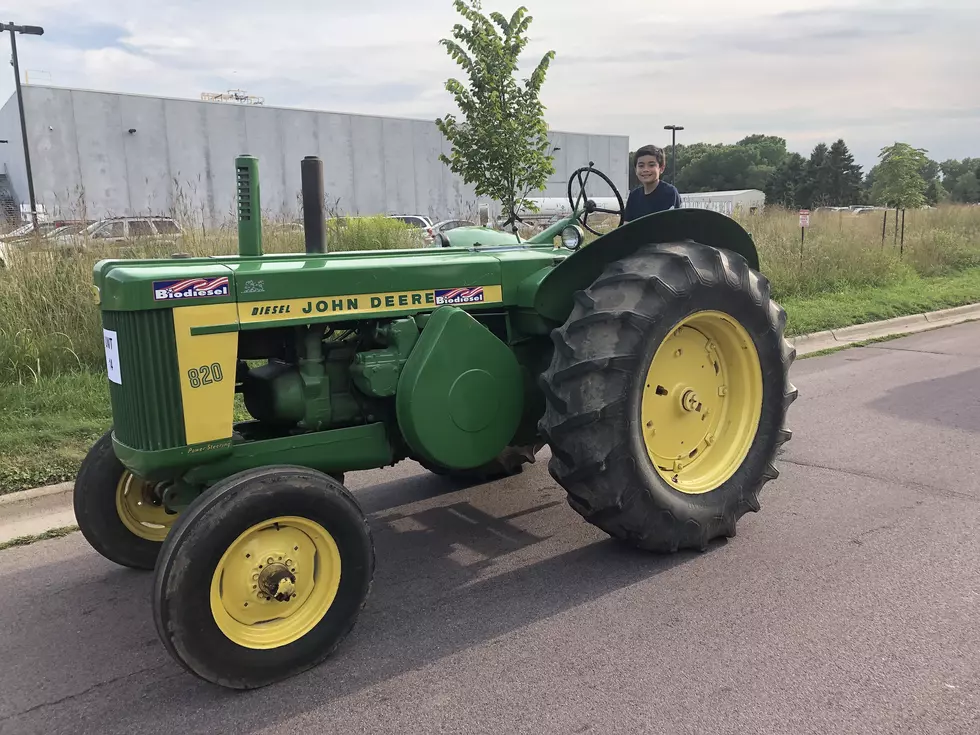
[538,241,797,553]
[152,465,374,689]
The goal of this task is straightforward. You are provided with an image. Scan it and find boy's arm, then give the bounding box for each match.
[673,186,682,209]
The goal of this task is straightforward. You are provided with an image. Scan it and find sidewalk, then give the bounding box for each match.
[2,300,979,547]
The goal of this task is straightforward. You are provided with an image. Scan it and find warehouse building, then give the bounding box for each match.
[679,189,766,216]
[0,85,630,228]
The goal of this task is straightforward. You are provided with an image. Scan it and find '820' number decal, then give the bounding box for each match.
[187,363,224,388]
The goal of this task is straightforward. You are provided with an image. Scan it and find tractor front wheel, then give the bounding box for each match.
[152,465,374,689]
[74,429,177,570]
[538,241,798,553]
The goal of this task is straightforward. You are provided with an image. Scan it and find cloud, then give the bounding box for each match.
[0,0,976,169]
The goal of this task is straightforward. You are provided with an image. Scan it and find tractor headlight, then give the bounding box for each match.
[561,225,584,251]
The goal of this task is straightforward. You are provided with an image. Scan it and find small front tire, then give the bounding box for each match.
[74,429,176,570]
[152,465,375,689]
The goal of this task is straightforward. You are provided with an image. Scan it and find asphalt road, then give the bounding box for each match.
[3,323,980,735]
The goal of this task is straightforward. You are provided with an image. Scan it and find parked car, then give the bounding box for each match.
[387,214,435,245]
[0,219,90,244]
[432,219,475,235]
[52,216,183,246]
[0,219,94,267]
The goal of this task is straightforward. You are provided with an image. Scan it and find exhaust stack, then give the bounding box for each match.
[301,155,326,254]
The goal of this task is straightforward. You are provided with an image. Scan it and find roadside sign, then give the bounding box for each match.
[799,209,811,228]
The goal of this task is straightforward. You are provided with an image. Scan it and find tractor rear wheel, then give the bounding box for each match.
[152,465,374,689]
[74,429,177,570]
[538,241,797,553]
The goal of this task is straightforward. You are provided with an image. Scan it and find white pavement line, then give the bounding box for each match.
[1,301,979,545]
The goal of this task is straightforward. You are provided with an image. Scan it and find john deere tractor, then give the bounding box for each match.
[76,155,797,689]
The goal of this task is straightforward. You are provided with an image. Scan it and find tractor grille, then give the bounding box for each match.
[102,310,186,451]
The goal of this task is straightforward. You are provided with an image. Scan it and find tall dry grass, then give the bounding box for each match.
[0,215,419,383]
[1,204,979,383]
[743,205,980,298]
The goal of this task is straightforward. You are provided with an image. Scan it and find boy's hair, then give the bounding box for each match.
[634,145,666,168]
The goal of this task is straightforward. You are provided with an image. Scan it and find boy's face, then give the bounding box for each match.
[635,155,663,185]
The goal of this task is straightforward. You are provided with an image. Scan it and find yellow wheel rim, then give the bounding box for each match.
[640,310,763,495]
[115,472,176,542]
[210,516,342,650]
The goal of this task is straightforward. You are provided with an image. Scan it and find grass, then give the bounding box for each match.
[782,267,980,335]
[1,204,979,494]
[0,372,111,493]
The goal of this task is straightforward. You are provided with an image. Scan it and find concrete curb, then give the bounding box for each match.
[790,302,980,357]
[0,482,76,545]
[2,300,980,546]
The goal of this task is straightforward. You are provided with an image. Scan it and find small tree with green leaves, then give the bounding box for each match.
[871,142,929,209]
[435,0,556,232]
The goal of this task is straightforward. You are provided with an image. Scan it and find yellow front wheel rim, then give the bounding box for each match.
[210,516,342,650]
[115,472,175,542]
[640,310,763,494]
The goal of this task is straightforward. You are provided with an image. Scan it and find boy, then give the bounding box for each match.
[623,144,682,222]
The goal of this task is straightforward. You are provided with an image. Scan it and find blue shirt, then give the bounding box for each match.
[623,181,682,222]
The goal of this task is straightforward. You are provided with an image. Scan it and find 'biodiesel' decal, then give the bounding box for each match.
[153,277,230,301]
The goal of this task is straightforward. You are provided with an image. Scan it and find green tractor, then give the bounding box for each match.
[76,155,796,689]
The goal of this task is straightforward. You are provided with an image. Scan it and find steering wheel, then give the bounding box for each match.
[567,161,625,236]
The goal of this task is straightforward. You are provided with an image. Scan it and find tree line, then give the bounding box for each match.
[631,136,980,210]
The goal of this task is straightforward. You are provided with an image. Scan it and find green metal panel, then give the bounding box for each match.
[102,309,186,451]
[437,214,581,249]
[395,306,524,469]
[93,244,566,315]
[113,436,233,482]
[533,207,761,323]
[182,423,394,485]
[435,227,521,248]
[93,259,237,312]
[113,422,392,485]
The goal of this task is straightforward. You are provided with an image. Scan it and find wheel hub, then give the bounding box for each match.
[681,390,702,413]
[115,472,177,542]
[258,563,297,602]
[210,516,342,650]
[640,311,763,495]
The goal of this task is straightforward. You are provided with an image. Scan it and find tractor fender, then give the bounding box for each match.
[532,208,760,324]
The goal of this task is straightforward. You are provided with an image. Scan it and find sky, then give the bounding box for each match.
[1,0,978,171]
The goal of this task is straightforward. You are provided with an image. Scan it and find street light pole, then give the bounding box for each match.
[2,21,44,230]
[663,124,684,185]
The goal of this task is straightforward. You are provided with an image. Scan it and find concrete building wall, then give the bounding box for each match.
[0,93,29,217]
[0,85,630,227]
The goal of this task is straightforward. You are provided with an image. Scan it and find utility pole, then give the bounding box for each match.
[663,124,684,185]
[2,21,44,230]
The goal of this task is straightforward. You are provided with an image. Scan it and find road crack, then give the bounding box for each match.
[0,663,178,729]
[864,345,961,356]
[781,458,979,503]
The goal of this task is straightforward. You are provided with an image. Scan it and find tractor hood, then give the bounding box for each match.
[93,244,565,329]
